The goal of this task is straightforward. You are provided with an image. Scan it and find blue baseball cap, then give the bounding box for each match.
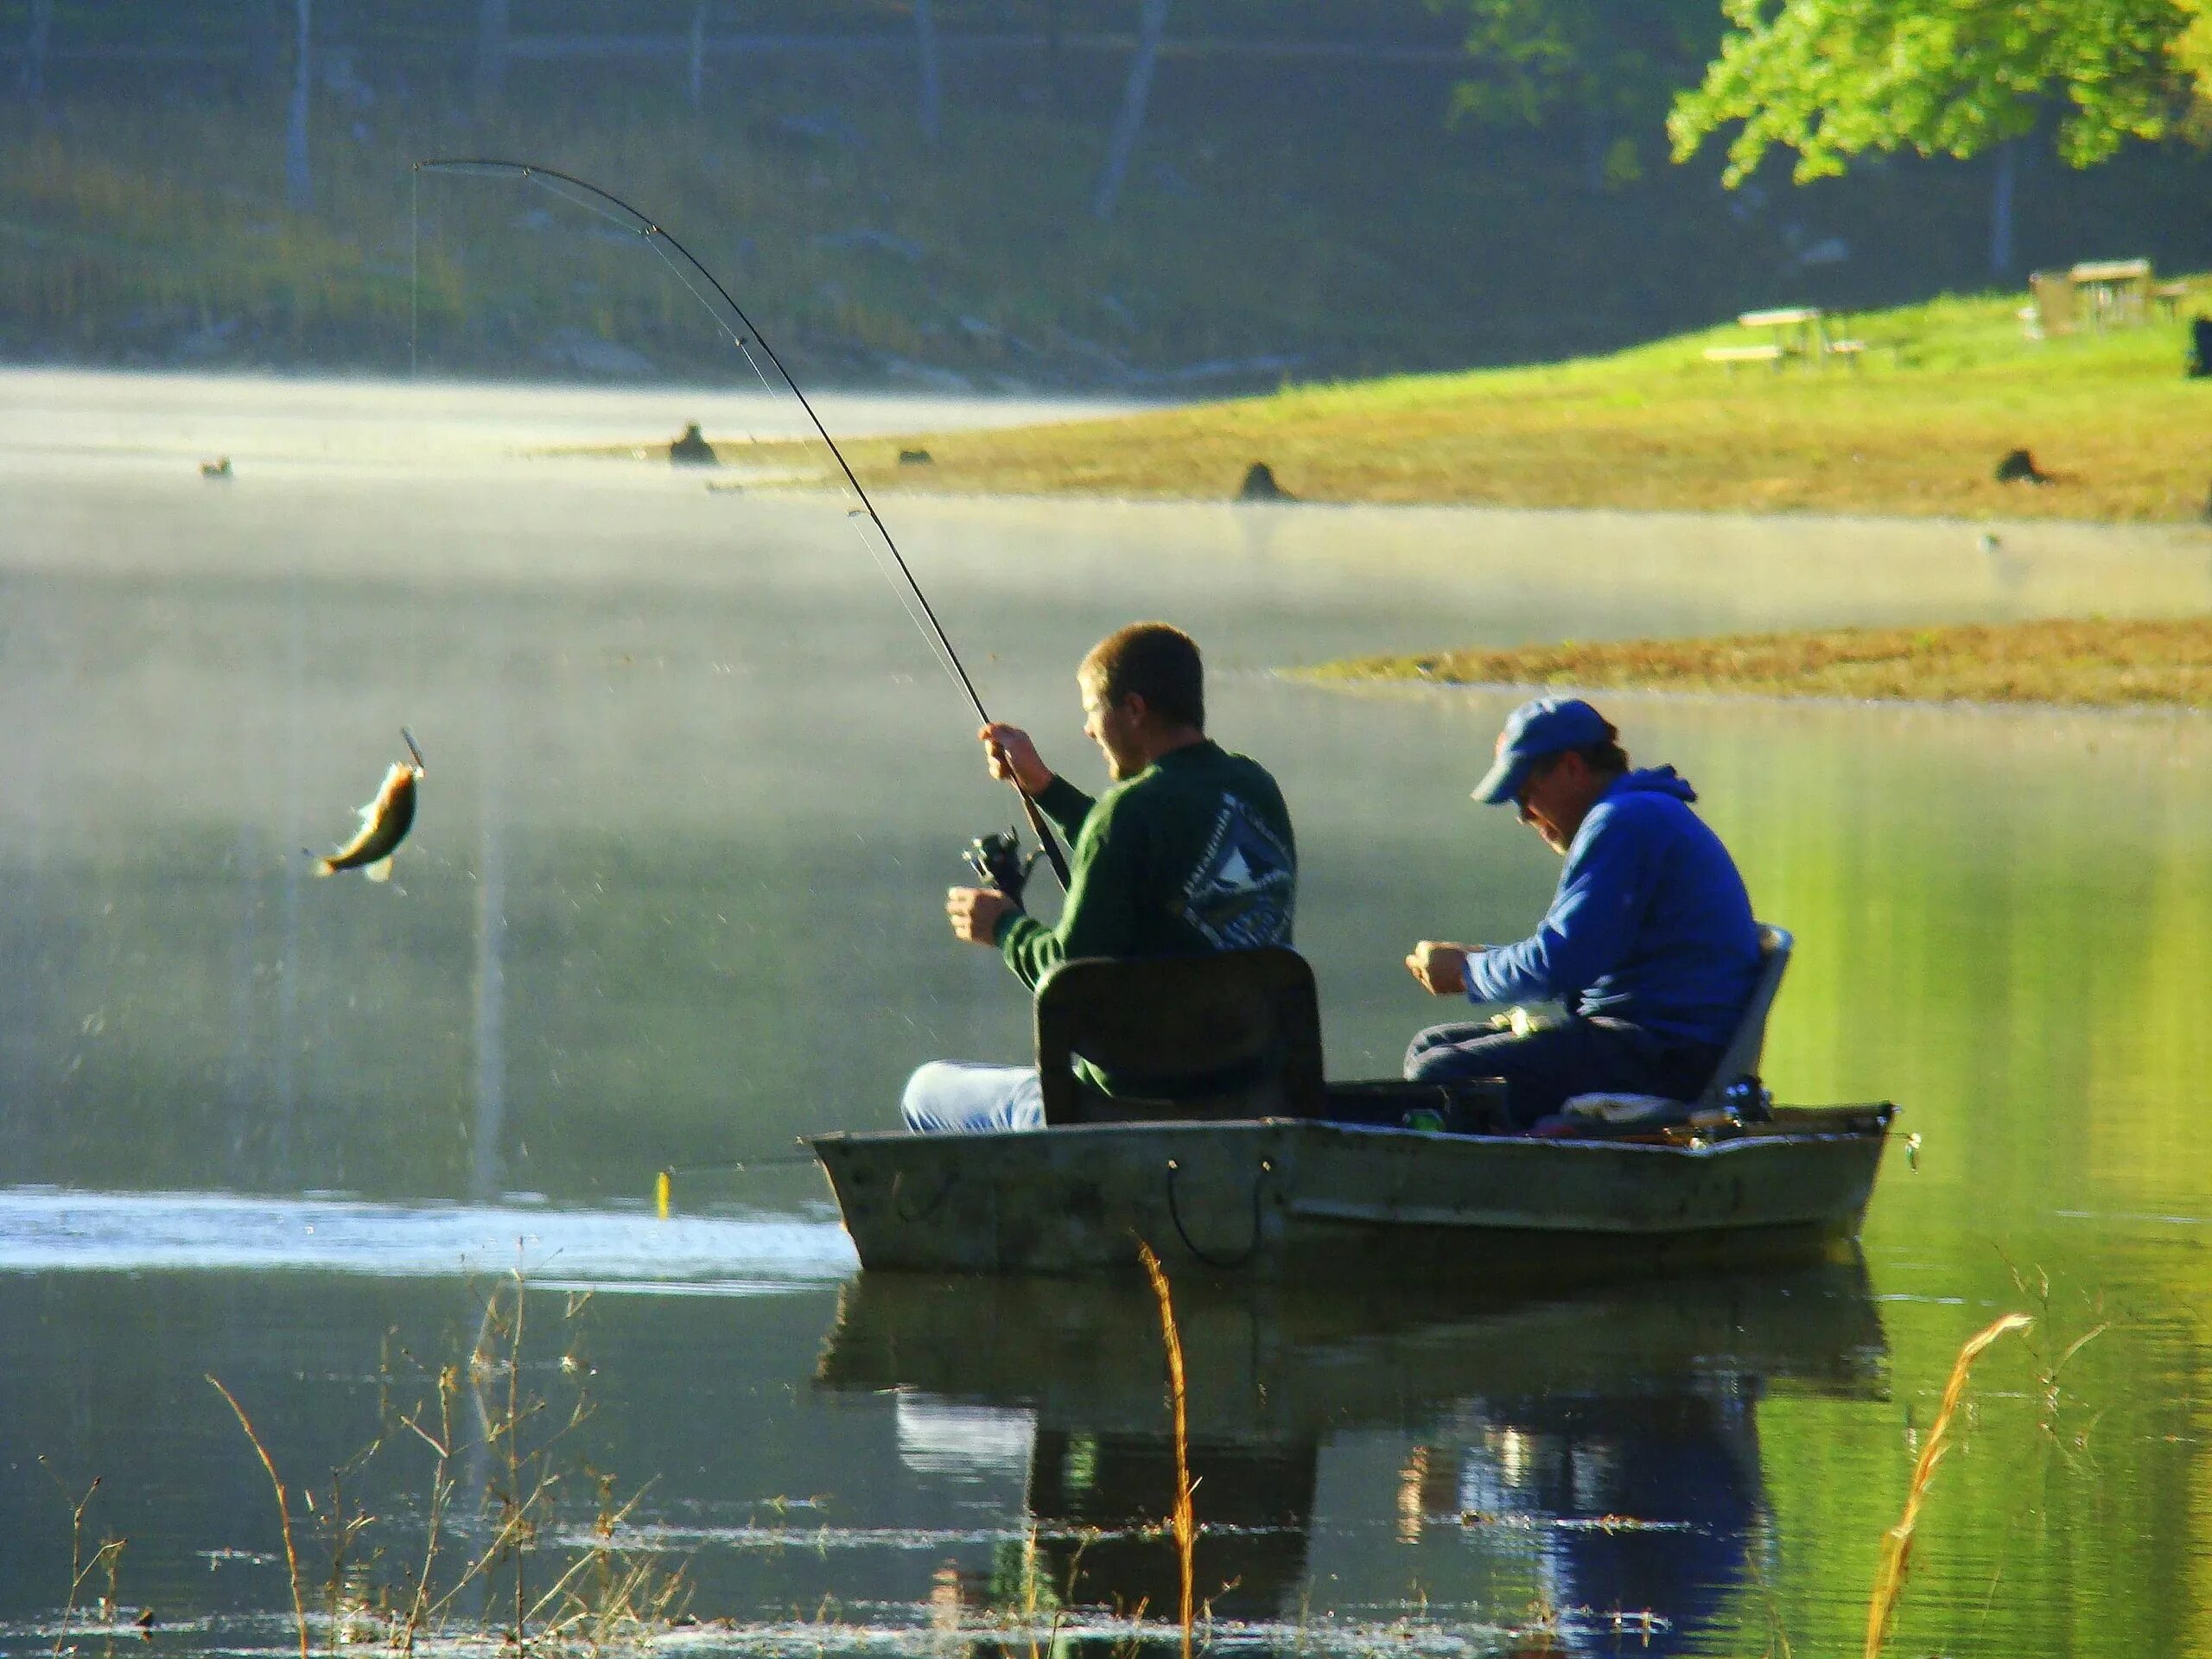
[1471,696,1612,804]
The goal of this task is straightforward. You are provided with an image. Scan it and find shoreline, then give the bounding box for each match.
[522,445,2212,536]
[1298,618,2212,715]
[1285,669,2212,722]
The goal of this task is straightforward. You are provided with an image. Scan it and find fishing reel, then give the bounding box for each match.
[963,828,1042,906]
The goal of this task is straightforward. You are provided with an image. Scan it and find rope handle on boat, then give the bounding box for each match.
[892,1164,958,1224]
[1164,1156,1275,1271]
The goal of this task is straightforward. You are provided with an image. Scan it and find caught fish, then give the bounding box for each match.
[313,729,425,882]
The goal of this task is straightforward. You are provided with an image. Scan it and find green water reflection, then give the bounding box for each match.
[4,384,2212,1655]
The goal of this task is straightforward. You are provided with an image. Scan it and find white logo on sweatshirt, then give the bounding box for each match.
[1180,798,1294,949]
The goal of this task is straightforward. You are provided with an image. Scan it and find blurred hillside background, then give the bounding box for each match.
[3,0,2209,391]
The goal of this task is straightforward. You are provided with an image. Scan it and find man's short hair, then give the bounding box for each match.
[1528,722,1629,785]
[1080,623,1205,730]
[1562,731,1630,776]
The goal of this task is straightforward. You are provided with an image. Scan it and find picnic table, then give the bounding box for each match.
[1704,307,1864,372]
[2022,259,2164,337]
[2069,258,2152,329]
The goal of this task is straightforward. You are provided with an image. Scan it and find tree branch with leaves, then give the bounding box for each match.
[1670,0,2209,185]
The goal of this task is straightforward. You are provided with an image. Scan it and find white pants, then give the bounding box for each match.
[899,1061,1046,1134]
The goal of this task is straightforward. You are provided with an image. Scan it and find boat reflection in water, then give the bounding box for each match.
[816,1258,1885,1656]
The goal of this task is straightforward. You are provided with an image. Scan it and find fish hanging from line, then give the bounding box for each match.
[312,729,425,883]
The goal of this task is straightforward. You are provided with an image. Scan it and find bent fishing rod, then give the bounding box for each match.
[413,156,1071,891]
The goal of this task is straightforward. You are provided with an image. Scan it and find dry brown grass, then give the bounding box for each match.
[207,1377,311,1659]
[1306,616,2212,710]
[1864,1313,2034,1659]
[1136,1240,1196,1659]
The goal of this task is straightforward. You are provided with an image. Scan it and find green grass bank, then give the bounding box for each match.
[726,287,2212,524]
[1300,617,2212,710]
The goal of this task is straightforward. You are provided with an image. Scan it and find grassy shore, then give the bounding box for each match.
[1301,618,2212,709]
[699,288,2212,524]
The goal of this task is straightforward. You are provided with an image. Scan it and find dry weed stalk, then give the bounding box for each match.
[1862,1311,2034,1659]
[1135,1240,1196,1659]
[39,1461,129,1658]
[208,1271,677,1656]
[395,1362,460,1651]
[207,1376,312,1659]
[418,1274,592,1643]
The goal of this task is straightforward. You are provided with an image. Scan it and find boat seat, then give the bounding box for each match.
[1554,924,1794,1132]
[1033,948,1327,1126]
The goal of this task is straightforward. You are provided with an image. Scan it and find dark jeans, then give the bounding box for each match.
[1402,1017,1722,1131]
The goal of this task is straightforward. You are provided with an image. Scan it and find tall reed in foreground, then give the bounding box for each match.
[207,1376,311,1659]
[1863,1311,2034,1659]
[1135,1240,1196,1659]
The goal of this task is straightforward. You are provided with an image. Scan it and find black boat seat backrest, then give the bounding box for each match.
[1033,948,1327,1125]
[1697,923,1793,1108]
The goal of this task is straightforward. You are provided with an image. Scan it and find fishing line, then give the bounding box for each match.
[412,156,1071,890]
[661,1152,819,1176]
[843,510,969,697]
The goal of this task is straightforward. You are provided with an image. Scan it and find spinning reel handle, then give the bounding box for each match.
[963,828,1039,907]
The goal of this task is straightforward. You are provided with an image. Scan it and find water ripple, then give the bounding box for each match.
[0,1187,856,1290]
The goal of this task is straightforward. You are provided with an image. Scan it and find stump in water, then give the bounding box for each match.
[899,448,934,466]
[1238,461,1293,501]
[669,423,717,466]
[1994,448,2052,486]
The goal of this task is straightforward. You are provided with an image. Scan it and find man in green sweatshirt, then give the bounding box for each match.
[901,622,1298,1134]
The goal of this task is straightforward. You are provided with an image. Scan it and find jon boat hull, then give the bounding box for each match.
[809,1106,1894,1281]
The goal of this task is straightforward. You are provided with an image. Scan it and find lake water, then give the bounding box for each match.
[4,369,2212,1658]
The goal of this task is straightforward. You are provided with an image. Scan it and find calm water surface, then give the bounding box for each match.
[3,372,2212,1657]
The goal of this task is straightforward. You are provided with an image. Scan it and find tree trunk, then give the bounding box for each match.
[688,0,707,109]
[915,0,942,144]
[474,0,508,111]
[1042,0,1065,108]
[249,0,283,88]
[285,0,312,213]
[17,0,54,102]
[1987,138,2018,279]
[1091,0,1169,221]
[1585,107,1610,194]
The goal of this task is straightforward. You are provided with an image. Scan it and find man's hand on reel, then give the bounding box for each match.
[947,885,1017,947]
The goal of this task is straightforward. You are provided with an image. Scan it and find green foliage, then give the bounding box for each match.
[1437,0,1717,130]
[1670,0,2202,184]
[2182,0,2212,117]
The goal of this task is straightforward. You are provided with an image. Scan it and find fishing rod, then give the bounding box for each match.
[412,156,1071,892]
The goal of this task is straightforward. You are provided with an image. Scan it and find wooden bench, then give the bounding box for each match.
[1703,343,1785,372]
[1710,305,1859,372]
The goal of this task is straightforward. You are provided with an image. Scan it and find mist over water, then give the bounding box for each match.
[4,372,2212,1657]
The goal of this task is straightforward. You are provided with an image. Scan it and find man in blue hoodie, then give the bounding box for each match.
[1401,697,1761,1130]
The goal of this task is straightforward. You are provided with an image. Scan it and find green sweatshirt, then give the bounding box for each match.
[995,740,1298,1002]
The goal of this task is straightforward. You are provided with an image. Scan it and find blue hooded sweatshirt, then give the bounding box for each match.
[1465,766,1761,1047]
